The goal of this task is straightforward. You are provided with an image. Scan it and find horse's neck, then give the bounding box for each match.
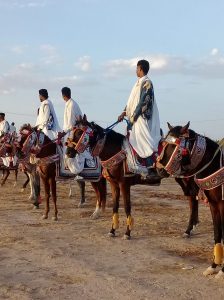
[98,132,124,161]
[36,135,56,158]
[195,137,220,177]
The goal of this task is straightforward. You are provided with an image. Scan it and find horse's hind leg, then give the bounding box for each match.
[42,177,50,220]
[203,200,222,276]
[108,182,120,237]
[214,201,224,278]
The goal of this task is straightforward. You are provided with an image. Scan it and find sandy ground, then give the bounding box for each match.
[0,173,223,300]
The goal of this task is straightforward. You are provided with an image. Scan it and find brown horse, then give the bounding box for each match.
[156,122,224,278]
[66,115,197,240]
[17,124,107,220]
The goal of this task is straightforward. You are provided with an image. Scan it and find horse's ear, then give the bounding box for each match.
[180,121,190,134]
[77,115,81,122]
[167,122,173,131]
[83,114,87,122]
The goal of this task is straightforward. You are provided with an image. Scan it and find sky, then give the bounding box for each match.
[0,0,224,139]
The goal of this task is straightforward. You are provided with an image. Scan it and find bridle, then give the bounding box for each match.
[66,126,94,154]
[157,133,207,177]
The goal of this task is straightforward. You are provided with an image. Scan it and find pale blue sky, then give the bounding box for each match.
[0,0,224,139]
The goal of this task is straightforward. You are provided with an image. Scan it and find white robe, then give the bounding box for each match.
[35,99,61,140]
[63,98,82,133]
[0,120,9,136]
[126,75,161,158]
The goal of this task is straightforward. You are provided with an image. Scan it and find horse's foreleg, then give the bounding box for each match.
[90,181,101,219]
[50,176,58,221]
[203,200,222,276]
[21,171,30,192]
[76,180,85,207]
[1,169,10,186]
[13,169,18,187]
[184,196,199,237]
[108,182,120,237]
[120,182,133,239]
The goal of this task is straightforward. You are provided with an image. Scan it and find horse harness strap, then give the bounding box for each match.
[159,134,206,177]
[101,150,126,169]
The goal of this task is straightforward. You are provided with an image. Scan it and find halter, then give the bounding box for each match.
[67,127,93,154]
[157,134,206,177]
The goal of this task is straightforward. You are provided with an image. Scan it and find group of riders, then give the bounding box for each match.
[0,59,162,183]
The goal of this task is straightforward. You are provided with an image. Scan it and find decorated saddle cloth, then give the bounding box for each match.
[122,138,148,177]
[57,145,101,182]
[0,156,18,170]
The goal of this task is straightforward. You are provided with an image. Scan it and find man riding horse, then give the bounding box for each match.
[118,59,161,183]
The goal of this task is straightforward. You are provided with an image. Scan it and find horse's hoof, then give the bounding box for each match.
[90,211,100,220]
[203,266,217,276]
[78,202,85,208]
[42,215,48,220]
[192,224,198,232]
[33,205,39,210]
[20,188,25,193]
[183,232,191,238]
[52,216,58,221]
[108,232,115,238]
[123,234,131,240]
[215,270,224,279]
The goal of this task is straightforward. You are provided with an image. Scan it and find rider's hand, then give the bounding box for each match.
[58,131,66,139]
[118,111,126,122]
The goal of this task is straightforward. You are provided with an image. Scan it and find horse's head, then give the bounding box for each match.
[65,114,104,158]
[156,121,197,177]
[15,123,35,158]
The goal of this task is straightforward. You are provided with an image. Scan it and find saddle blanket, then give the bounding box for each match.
[57,145,101,182]
[122,138,148,177]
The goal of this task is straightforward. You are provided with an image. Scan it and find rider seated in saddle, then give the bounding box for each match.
[118,59,161,180]
[0,113,10,140]
[35,89,61,140]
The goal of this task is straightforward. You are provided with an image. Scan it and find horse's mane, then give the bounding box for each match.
[90,121,125,146]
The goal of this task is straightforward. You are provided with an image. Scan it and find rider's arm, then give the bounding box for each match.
[132,81,154,123]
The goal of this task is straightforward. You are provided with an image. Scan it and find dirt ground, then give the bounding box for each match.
[0,173,223,300]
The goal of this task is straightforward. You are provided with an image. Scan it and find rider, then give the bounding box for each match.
[58,87,84,176]
[0,113,10,139]
[118,59,161,180]
[35,89,61,140]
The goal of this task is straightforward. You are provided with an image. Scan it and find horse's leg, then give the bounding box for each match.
[50,175,58,221]
[108,182,120,237]
[183,196,199,237]
[21,171,30,192]
[13,169,18,187]
[68,182,73,198]
[203,200,222,276]
[76,180,85,207]
[1,169,10,186]
[42,175,50,220]
[215,200,224,278]
[120,181,133,239]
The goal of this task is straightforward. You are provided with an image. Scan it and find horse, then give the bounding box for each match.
[65,115,198,240]
[156,121,224,278]
[0,134,30,189]
[16,124,107,220]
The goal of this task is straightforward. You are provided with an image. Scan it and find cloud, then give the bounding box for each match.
[0,1,47,8]
[104,49,224,79]
[39,44,63,65]
[75,56,91,72]
[11,45,28,54]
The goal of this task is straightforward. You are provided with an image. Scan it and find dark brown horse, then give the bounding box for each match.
[17,124,107,220]
[156,122,224,278]
[66,115,199,239]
